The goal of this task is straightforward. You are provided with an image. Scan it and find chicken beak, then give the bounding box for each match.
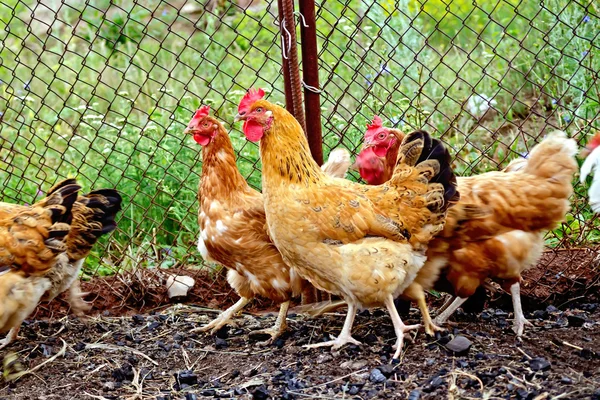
[234,113,245,122]
[349,161,359,171]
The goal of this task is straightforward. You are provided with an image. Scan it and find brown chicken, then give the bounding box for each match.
[0,179,122,348]
[41,182,123,313]
[183,105,351,342]
[0,179,80,348]
[356,116,579,336]
[235,89,459,359]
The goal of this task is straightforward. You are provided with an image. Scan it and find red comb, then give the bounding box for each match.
[366,115,383,131]
[194,105,210,119]
[238,88,265,114]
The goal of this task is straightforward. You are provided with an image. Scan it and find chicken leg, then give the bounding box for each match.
[384,295,421,360]
[433,296,468,326]
[250,301,290,345]
[0,327,20,350]
[303,303,361,349]
[68,280,92,316]
[404,283,443,336]
[509,282,532,336]
[192,297,251,334]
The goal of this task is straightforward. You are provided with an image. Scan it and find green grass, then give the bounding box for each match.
[0,0,598,276]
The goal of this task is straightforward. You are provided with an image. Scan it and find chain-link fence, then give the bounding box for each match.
[0,0,598,313]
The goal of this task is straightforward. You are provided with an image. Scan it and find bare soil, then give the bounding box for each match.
[1,302,599,399]
[1,250,598,399]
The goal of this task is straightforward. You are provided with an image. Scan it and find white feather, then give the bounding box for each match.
[580,146,600,213]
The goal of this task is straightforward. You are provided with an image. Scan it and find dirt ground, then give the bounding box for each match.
[1,298,598,400]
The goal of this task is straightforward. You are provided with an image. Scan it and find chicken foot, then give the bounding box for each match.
[303,303,361,350]
[384,295,420,360]
[0,327,20,350]
[510,282,532,336]
[250,301,290,345]
[404,283,443,336]
[433,296,468,326]
[68,280,92,316]
[192,297,251,334]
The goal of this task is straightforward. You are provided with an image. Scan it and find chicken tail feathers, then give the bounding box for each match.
[67,188,123,261]
[522,131,578,184]
[34,179,82,249]
[395,130,460,212]
[321,148,351,179]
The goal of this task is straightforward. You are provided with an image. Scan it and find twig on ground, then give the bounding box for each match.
[84,343,158,366]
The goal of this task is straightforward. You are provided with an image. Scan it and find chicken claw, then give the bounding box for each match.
[68,281,92,316]
[385,295,420,360]
[510,282,532,337]
[0,327,21,350]
[303,334,361,350]
[250,301,290,346]
[303,303,360,350]
[423,320,445,337]
[192,297,251,334]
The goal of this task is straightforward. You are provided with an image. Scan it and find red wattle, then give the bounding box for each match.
[243,120,264,142]
[194,133,211,146]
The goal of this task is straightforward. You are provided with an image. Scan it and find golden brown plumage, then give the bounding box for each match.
[184,105,351,342]
[0,180,121,349]
[0,180,80,275]
[0,180,81,348]
[42,187,122,314]
[236,90,458,359]
[357,123,578,336]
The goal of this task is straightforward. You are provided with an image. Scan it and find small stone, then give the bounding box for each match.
[369,368,386,383]
[546,305,558,313]
[132,314,145,324]
[175,370,198,385]
[185,394,198,400]
[215,337,228,349]
[560,376,573,384]
[529,357,551,371]
[348,385,361,395]
[445,335,472,353]
[430,376,444,389]
[200,390,214,397]
[147,321,160,331]
[376,364,395,378]
[74,342,86,352]
[567,315,586,327]
[426,358,435,366]
[532,310,547,319]
[408,389,421,400]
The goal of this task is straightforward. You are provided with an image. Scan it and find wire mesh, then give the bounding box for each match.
[0,0,598,311]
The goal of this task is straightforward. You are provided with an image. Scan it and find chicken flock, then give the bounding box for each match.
[1,88,599,364]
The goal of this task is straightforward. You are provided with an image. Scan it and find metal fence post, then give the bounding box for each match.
[299,0,324,165]
[277,0,306,132]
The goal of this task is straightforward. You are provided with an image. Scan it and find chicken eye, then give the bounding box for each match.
[378,133,386,139]
[256,107,263,113]
[203,122,209,127]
